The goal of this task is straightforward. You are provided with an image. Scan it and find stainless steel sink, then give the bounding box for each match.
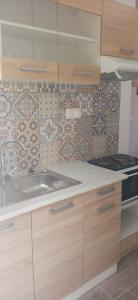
[4,170,81,205]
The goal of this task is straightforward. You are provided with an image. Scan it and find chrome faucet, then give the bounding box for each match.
[0,140,26,185]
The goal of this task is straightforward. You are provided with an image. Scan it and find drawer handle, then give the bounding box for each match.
[49,202,74,215]
[96,202,116,214]
[72,70,95,77]
[120,47,137,54]
[20,66,48,73]
[97,186,116,197]
[0,223,15,235]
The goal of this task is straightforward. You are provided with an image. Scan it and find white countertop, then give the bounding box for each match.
[0,161,127,222]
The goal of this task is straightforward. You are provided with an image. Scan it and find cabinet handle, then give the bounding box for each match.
[49,202,74,215]
[97,186,116,197]
[120,47,137,54]
[20,66,48,73]
[72,70,95,77]
[96,202,116,214]
[0,223,15,235]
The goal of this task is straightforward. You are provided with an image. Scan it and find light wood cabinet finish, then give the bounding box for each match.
[121,232,138,257]
[32,196,84,300]
[59,63,100,84]
[84,182,122,206]
[84,193,121,281]
[1,57,58,82]
[58,0,102,15]
[102,0,138,59]
[0,214,34,300]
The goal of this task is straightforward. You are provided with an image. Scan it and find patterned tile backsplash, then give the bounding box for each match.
[0,81,121,173]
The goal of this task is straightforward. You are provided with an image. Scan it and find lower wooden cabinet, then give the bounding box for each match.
[84,193,121,281]
[32,196,84,300]
[121,232,138,257]
[0,213,34,300]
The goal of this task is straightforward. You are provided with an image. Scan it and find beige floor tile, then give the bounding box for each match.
[129,282,138,298]
[101,262,138,299]
[117,292,137,300]
[78,288,112,300]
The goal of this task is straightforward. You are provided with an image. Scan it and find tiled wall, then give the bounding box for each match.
[0,80,120,173]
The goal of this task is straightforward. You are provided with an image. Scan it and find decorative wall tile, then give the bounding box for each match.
[40,118,59,143]
[16,119,40,170]
[40,142,59,167]
[0,80,121,170]
[39,93,58,118]
[14,89,39,120]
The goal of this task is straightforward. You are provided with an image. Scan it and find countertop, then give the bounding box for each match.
[0,160,127,222]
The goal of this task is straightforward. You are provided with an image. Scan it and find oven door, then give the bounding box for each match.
[122,168,138,203]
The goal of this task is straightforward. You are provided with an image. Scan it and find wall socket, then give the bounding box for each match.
[66,108,82,119]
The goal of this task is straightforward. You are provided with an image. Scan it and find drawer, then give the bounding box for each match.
[121,233,138,257]
[1,57,58,82]
[84,182,122,206]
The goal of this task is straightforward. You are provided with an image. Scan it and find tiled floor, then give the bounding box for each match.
[79,249,138,300]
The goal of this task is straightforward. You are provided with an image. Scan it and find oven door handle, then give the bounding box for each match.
[126,172,138,177]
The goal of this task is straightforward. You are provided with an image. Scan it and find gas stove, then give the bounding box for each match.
[88,154,138,205]
[88,154,138,171]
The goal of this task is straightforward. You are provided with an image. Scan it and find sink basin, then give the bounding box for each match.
[10,169,81,198]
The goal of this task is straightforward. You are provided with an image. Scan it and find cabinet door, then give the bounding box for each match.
[0,214,34,300]
[102,0,138,59]
[0,0,58,81]
[32,197,83,300]
[0,0,32,25]
[58,0,103,15]
[84,194,121,282]
[58,3,101,84]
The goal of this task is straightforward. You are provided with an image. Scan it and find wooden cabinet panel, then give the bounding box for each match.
[58,0,103,15]
[121,233,138,257]
[84,182,122,206]
[59,63,100,84]
[32,196,83,300]
[1,57,58,82]
[84,194,121,281]
[102,0,138,59]
[0,214,34,300]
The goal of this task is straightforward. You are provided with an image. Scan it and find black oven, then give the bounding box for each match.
[122,168,138,203]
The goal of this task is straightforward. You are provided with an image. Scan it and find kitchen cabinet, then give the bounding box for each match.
[58,0,103,15]
[58,3,101,84]
[84,184,121,281]
[0,0,58,81]
[0,213,34,300]
[102,0,138,59]
[0,0,101,83]
[121,232,138,257]
[0,0,32,25]
[32,196,83,300]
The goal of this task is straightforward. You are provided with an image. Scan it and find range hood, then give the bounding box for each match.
[101,56,138,81]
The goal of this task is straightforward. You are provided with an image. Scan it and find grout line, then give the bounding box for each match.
[129,290,138,299]
[99,286,115,300]
[115,281,138,300]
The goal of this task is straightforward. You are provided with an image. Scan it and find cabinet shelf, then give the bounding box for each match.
[0,20,96,47]
[121,209,138,240]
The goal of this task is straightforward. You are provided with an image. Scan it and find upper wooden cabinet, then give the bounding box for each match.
[0,0,101,83]
[58,0,103,15]
[102,0,138,59]
[0,0,59,81]
[58,3,101,84]
[0,0,32,25]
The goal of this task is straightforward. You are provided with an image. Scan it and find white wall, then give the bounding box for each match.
[129,87,138,157]
[119,81,132,154]
[114,0,136,7]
